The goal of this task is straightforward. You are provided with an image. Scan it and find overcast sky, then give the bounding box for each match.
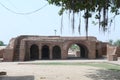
[0,0,120,44]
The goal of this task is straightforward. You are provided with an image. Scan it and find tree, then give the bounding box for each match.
[46,0,120,36]
[0,41,5,46]
[108,39,120,46]
[108,39,113,45]
[114,40,120,46]
[70,44,80,51]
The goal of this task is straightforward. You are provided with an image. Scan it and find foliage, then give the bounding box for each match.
[108,39,120,46]
[69,44,80,51]
[46,0,120,36]
[20,62,120,70]
[0,41,4,46]
[108,39,113,45]
[114,40,120,46]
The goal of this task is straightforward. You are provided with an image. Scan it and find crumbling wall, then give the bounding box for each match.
[107,44,117,55]
[3,38,16,61]
[13,36,26,61]
[115,47,120,57]
[0,46,6,58]
[107,44,118,61]
[0,49,4,58]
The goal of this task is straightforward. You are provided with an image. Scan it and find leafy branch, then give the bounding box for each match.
[46,0,120,36]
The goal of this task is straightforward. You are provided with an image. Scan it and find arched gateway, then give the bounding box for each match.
[4,35,107,61]
[67,43,88,59]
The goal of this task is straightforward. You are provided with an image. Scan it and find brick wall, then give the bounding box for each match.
[0,49,4,58]
[3,35,106,61]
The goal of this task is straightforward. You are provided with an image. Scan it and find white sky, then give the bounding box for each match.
[0,0,120,44]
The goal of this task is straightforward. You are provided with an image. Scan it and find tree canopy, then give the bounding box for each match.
[46,0,120,36]
[0,41,4,46]
[108,39,120,46]
[70,44,80,51]
[114,40,120,46]
[0,41,6,46]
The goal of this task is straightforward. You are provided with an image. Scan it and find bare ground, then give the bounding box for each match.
[0,60,120,80]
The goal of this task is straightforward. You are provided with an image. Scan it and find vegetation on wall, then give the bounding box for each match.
[46,0,120,36]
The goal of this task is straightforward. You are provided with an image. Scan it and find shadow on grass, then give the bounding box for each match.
[86,69,120,80]
[0,75,34,80]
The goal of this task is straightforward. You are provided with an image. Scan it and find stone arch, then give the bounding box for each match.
[67,43,88,58]
[41,45,49,59]
[52,45,61,59]
[68,44,80,58]
[30,44,39,60]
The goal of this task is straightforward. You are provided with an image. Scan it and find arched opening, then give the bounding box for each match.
[68,43,88,59]
[96,50,99,58]
[52,46,61,59]
[42,45,49,59]
[30,44,39,60]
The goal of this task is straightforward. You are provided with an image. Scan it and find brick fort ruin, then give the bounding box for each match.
[3,35,110,61]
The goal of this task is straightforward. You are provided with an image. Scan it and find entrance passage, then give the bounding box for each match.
[30,44,39,60]
[68,43,88,59]
[52,46,61,59]
[68,44,80,58]
[42,45,49,59]
[96,50,98,58]
[80,45,87,58]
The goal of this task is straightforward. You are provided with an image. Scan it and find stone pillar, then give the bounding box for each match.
[39,45,41,59]
[19,41,26,61]
[61,49,68,59]
[49,46,52,59]
[88,41,96,59]
[61,44,68,59]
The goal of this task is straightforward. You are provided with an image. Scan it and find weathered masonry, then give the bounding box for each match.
[3,35,107,61]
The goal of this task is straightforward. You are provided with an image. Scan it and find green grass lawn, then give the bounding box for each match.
[19,62,120,71]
